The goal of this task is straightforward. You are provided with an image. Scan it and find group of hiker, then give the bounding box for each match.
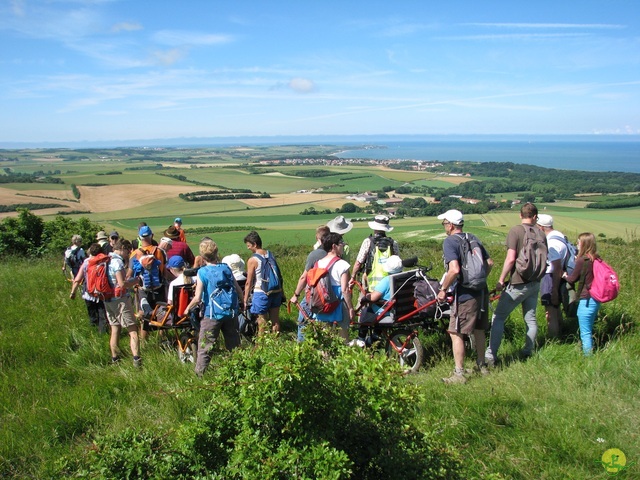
[437,202,617,384]
[65,206,617,380]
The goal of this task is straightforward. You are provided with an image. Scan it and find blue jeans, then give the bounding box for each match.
[486,281,540,361]
[577,297,600,355]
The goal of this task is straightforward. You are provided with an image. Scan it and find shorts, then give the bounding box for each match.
[105,296,138,329]
[249,291,283,315]
[448,295,486,335]
[540,273,561,307]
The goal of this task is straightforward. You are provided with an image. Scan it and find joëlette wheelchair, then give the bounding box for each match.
[146,283,199,363]
[353,259,451,374]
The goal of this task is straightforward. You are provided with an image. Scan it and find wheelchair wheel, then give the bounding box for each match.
[386,329,423,374]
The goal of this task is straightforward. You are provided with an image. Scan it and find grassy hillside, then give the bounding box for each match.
[1,238,638,478]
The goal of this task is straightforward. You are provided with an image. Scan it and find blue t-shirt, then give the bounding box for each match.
[371,275,392,314]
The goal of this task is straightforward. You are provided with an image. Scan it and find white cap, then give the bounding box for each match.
[536,214,553,227]
[383,255,403,274]
[437,209,464,226]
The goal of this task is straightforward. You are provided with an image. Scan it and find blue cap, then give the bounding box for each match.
[167,255,185,269]
[174,217,182,224]
[138,225,153,237]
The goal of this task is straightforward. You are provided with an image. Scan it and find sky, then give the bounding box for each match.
[1,0,640,145]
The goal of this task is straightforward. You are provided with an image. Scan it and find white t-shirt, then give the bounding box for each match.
[168,274,196,304]
[546,230,568,273]
[315,256,350,287]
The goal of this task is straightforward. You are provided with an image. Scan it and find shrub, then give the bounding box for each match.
[57,326,462,479]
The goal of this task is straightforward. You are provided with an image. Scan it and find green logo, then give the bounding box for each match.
[598,448,635,476]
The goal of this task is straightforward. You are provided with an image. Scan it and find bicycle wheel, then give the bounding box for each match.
[386,329,423,373]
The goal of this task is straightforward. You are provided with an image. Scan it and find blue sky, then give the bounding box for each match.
[1,0,639,144]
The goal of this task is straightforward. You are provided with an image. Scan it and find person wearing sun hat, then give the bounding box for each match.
[350,214,399,291]
[96,230,112,254]
[163,225,195,267]
[173,217,187,243]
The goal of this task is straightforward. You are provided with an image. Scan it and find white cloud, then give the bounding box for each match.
[111,21,142,33]
[288,77,316,94]
[463,23,625,30]
[152,30,234,46]
[151,48,187,66]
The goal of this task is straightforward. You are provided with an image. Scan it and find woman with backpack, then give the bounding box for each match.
[564,232,601,356]
[183,239,242,377]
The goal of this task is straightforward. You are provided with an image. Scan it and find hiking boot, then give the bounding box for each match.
[133,357,142,368]
[473,363,490,376]
[442,371,467,384]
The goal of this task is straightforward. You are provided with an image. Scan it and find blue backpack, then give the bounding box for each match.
[253,251,283,295]
[201,264,238,320]
[132,254,162,289]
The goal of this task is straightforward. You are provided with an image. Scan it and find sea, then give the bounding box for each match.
[332,135,640,174]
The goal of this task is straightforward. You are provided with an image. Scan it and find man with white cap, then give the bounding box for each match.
[536,214,572,338]
[350,215,399,291]
[436,209,493,384]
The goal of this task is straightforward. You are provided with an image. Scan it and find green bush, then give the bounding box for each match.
[0,210,102,256]
[57,326,462,479]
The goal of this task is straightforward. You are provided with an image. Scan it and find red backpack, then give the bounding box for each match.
[589,258,620,303]
[305,256,341,314]
[85,253,115,300]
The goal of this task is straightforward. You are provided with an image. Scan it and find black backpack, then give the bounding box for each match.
[364,235,394,274]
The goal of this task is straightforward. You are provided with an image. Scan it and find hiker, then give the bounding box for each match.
[244,231,284,334]
[353,254,404,347]
[327,215,353,262]
[108,231,119,252]
[293,232,353,340]
[436,210,493,384]
[131,222,158,250]
[564,233,602,356]
[536,214,570,338]
[127,225,167,341]
[62,234,86,278]
[184,239,242,377]
[166,255,196,305]
[105,239,142,367]
[96,230,112,254]
[173,217,187,243]
[290,225,331,341]
[69,243,108,334]
[350,214,399,291]
[163,225,195,266]
[485,203,548,366]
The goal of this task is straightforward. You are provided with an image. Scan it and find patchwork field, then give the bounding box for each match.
[1,149,638,245]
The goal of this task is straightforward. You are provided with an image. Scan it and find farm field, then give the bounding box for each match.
[1,147,639,244]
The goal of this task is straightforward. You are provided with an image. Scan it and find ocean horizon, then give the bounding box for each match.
[333,136,640,174]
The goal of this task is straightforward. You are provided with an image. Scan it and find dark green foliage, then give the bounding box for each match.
[0,203,65,212]
[71,183,80,199]
[57,328,462,479]
[0,210,102,256]
[586,194,640,209]
[0,209,45,256]
[0,172,63,184]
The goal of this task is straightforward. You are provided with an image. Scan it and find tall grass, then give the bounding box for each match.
[1,240,638,478]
